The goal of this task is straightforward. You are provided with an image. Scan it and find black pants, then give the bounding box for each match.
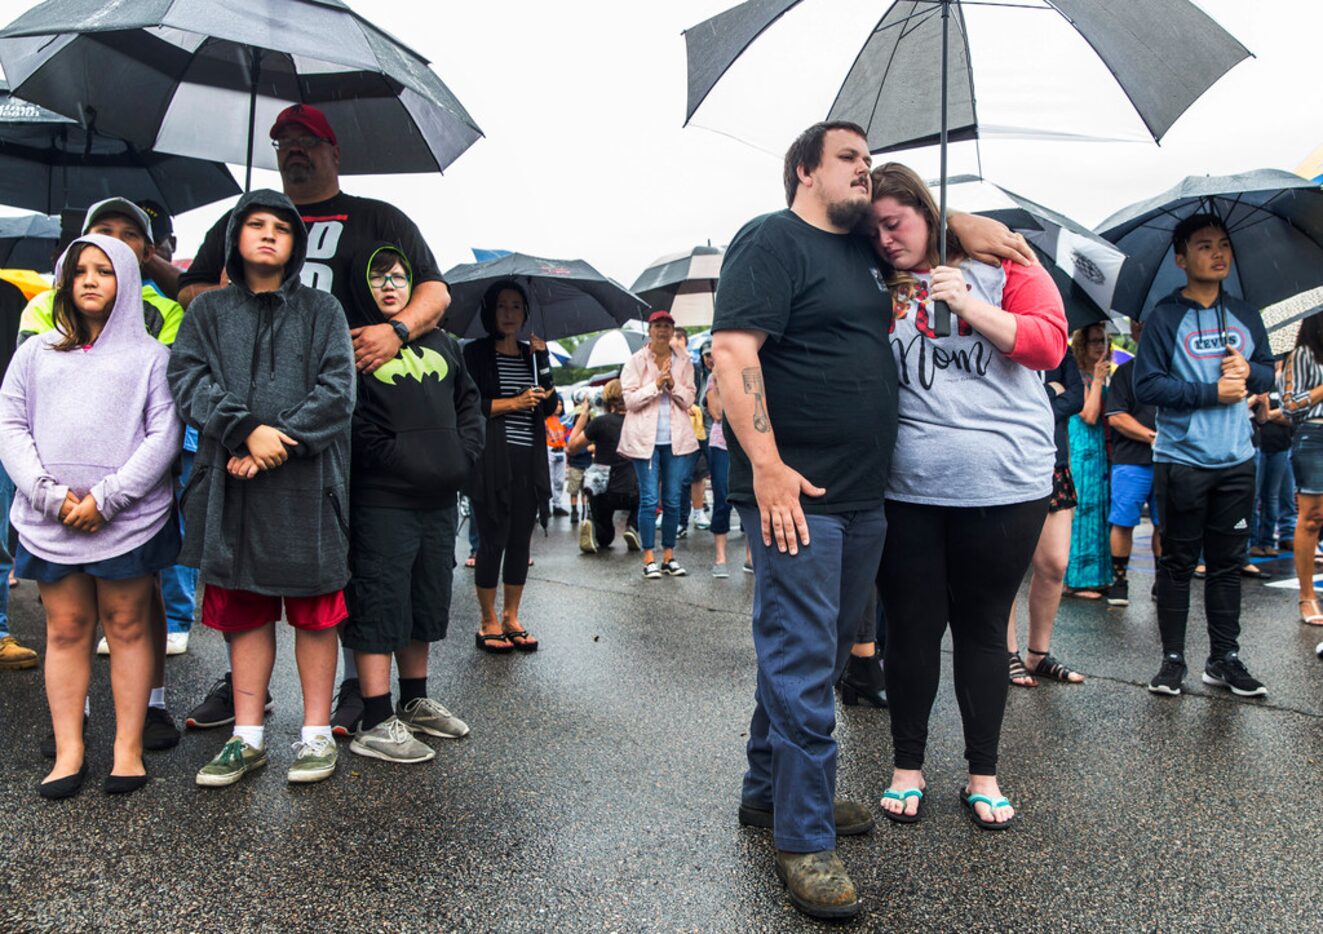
[589,489,638,548]
[878,497,1047,776]
[474,450,540,589]
[1153,460,1254,661]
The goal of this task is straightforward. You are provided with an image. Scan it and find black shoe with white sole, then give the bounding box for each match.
[1147,654,1186,696]
[662,559,687,577]
[1202,653,1267,697]
[642,562,662,580]
[1106,577,1129,607]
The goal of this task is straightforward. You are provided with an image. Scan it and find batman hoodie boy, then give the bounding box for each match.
[167,190,356,597]
[348,243,483,509]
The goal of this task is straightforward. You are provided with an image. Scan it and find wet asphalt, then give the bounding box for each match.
[0,514,1319,932]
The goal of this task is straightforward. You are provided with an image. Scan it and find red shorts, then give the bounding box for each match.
[201,586,347,634]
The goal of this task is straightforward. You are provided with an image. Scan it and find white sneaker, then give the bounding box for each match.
[165,632,190,656]
[96,636,110,656]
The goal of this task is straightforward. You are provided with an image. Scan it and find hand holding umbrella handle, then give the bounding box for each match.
[930,300,952,338]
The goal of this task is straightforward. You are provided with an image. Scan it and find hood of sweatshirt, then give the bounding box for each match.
[52,234,150,354]
[348,242,413,330]
[222,189,308,298]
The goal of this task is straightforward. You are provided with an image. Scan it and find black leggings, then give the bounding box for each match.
[474,450,540,589]
[878,497,1047,776]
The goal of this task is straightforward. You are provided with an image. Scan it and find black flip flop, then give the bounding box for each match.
[474,632,513,654]
[880,787,925,824]
[960,786,1014,831]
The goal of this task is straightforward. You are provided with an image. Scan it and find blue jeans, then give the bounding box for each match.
[159,450,198,634]
[708,446,732,535]
[1252,449,1295,549]
[632,445,695,552]
[738,503,888,852]
[679,439,709,529]
[0,465,12,638]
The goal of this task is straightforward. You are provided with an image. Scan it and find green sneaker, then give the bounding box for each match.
[287,734,337,784]
[195,736,267,788]
[397,696,470,739]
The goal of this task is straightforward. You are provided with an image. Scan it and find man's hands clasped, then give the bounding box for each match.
[1218,348,1250,405]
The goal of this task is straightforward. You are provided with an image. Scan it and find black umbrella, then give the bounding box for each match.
[442,254,649,343]
[0,0,482,189]
[1095,169,1323,327]
[0,82,239,215]
[631,245,723,328]
[942,175,1126,331]
[683,0,1249,335]
[0,212,59,270]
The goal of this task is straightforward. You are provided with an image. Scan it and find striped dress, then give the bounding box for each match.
[495,351,536,448]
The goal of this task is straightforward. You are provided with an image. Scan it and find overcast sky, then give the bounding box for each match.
[0,0,1318,289]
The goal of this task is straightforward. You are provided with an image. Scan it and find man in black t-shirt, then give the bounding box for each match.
[1105,318,1161,607]
[177,104,451,736]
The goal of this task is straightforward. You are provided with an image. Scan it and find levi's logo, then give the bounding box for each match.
[1183,326,1245,359]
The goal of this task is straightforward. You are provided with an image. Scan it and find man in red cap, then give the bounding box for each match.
[176,103,452,735]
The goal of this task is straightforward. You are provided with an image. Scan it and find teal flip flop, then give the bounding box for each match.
[880,787,925,824]
[961,787,1014,831]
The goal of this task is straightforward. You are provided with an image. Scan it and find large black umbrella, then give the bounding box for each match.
[1095,169,1323,326]
[0,212,59,270]
[0,81,239,215]
[442,254,649,343]
[0,0,483,189]
[631,245,723,328]
[942,175,1126,331]
[683,0,1249,335]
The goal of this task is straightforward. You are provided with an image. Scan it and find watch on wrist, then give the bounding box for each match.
[389,320,410,344]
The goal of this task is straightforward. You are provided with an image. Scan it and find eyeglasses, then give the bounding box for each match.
[271,136,330,152]
[369,273,409,289]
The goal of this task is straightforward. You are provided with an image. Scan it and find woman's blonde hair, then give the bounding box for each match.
[870,161,965,291]
[1070,323,1111,372]
[601,378,625,413]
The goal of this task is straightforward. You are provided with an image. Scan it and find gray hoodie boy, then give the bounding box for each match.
[167,190,355,596]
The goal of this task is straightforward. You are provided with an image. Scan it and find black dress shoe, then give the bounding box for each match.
[38,763,88,800]
[838,655,887,708]
[41,715,89,759]
[103,771,149,795]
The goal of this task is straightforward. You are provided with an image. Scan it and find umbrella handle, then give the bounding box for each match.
[931,300,952,338]
[931,1,952,340]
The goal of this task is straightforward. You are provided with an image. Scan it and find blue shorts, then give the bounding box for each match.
[1109,464,1159,528]
[15,517,181,583]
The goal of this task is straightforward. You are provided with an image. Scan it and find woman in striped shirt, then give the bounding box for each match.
[1279,315,1323,626]
[462,280,559,653]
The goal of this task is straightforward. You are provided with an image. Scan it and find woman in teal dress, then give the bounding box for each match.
[1065,323,1112,597]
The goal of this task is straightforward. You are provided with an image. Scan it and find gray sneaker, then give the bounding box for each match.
[397,697,470,739]
[196,736,267,787]
[712,562,729,578]
[350,717,436,763]
[287,735,338,783]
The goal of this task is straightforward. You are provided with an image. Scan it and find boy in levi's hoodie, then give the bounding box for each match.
[341,244,483,763]
[0,234,182,799]
[167,190,355,788]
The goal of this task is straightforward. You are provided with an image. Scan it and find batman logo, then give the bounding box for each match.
[373,345,449,385]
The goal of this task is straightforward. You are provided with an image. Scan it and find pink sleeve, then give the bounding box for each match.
[1002,260,1068,370]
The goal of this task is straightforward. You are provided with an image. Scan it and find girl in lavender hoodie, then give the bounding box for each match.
[0,234,182,799]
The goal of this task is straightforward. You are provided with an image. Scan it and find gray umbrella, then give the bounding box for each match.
[0,81,239,215]
[0,0,482,189]
[567,329,647,370]
[0,212,59,270]
[684,0,1248,335]
[1095,169,1323,327]
[442,254,649,343]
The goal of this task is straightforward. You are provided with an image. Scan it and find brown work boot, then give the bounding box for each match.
[773,849,860,920]
[738,797,875,835]
[0,635,37,670]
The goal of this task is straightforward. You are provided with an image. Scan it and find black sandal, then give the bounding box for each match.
[503,628,539,653]
[1008,652,1037,687]
[1027,648,1082,683]
[475,632,514,654]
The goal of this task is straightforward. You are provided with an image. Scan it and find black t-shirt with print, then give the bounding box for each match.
[1104,360,1157,466]
[712,209,898,513]
[583,412,637,495]
[180,191,442,328]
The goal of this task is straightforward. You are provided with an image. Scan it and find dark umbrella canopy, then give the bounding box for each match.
[1095,169,1323,322]
[442,254,649,342]
[631,245,723,328]
[0,212,59,270]
[0,82,239,215]
[0,0,483,182]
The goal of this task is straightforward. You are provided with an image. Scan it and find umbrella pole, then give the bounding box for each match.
[932,0,952,338]
[244,48,264,192]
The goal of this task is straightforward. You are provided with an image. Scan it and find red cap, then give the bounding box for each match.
[647,310,675,324]
[269,104,337,145]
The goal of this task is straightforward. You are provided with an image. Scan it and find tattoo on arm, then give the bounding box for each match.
[742,367,770,433]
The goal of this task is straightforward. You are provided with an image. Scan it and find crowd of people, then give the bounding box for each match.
[0,105,1316,921]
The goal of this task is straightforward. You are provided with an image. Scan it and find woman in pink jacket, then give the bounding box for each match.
[619,311,699,579]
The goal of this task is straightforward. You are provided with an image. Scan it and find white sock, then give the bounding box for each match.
[341,647,358,681]
[226,639,235,666]
[83,697,90,717]
[302,725,332,746]
[149,687,166,710]
[233,725,264,750]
